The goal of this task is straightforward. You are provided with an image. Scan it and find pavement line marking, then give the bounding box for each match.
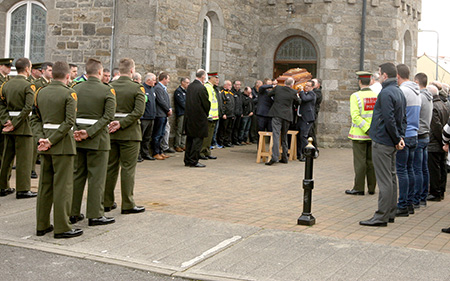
[181,235,242,268]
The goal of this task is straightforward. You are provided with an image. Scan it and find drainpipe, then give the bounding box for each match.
[110,0,117,71]
[359,0,367,71]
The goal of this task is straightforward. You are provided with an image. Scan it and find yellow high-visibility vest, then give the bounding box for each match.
[348,87,377,140]
[205,82,219,120]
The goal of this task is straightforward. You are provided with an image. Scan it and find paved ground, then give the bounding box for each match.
[1,144,450,280]
[0,245,188,281]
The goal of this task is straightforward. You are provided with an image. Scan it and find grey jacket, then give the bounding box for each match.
[418,88,433,137]
[154,82,171,118]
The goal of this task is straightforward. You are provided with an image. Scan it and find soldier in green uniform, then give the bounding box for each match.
[104,58,146,214]
[31,62,53,179]
[0,58,37,198]
[0,58,13,83]
[70,58,116,226]
[31,61,82,239]
[28,63,43,83]
[0,58,14,189]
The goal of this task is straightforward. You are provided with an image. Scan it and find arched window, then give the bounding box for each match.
[402,30,412,66]
[274,36,318,78]
[201,16,211,72]
[5,1,47,62]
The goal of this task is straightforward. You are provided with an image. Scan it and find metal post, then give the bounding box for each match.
[298,137,316,226]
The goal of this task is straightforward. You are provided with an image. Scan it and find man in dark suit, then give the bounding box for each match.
[266,78,300,165]
[256,78,274,132]
[152,72,172,160]
[183,69,210,168]
[297,80,317,161]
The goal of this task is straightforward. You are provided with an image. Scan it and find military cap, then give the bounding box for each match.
[0,58,14,66]
[32,63,43,70]
[208,72,219,77]
[356,71,372,79]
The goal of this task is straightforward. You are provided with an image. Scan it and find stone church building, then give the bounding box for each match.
[0,0,421,147]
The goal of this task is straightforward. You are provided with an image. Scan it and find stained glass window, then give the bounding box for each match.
[7,2,47,62]
[275,37,317,61]
[201,17,211,72]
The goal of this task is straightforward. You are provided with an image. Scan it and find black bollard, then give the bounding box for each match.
[298,137,316,226]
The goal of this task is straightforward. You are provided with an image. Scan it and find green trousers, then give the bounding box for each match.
[0,135,32,191]
[200,120,217,157]
[352,140,376,192]
[71,148,109,219]
[32,136,39,172]
[36,154,74,234]
[104,140,139,210]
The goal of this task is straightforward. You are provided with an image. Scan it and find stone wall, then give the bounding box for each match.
[0,0,422,147]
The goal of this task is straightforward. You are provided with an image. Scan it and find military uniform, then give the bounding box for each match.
[0,75,35,195]
[30,76,51,177]
[346,71,377,195]
[71,77,116,219]
[104,76,145,211]
[0,58,13,193]
[31,80,77,235]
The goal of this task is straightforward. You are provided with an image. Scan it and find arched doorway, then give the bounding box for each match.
[273,36,317,78]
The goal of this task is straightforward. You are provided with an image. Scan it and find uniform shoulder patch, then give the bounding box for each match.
[140,86,145,94]
[30,85,36,92]
[110,88,116,96]
[71,92,78,101]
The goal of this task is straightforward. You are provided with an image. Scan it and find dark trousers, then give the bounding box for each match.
[271,117,290,162]
[296,118,313,158]
[257,115,272,132]
[238,116,252,143]
[151,117,167,155]
[184,136,203,166]
[218,117,234,145]
[428,151,447,198]
[352,140,376,192]
[249,114,258,142]
[140,119,154,157]
[232,115,242,143]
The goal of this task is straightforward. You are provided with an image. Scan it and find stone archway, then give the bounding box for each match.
[273,36,318,78]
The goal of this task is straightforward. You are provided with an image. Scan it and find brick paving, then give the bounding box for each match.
[28,144,450,253]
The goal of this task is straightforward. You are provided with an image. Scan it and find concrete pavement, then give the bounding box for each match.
[1,144,450,280]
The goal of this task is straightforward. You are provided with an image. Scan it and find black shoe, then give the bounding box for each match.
[427,194,441,202]
[420,201,427,207]
[0,188,15,197]
[413,204,420,209]
[359,220,387,227]
[104,202,117,212]
[345,189,364,195]
[265,159,276,166]
[368,191,375,195]
[137,156,144,163]
[36,159,41,165]
[199,156,208,160]
[279,158,288,164]
[36,225,54,236]
[164,148,176,154]
[442,227,450,233]
[16,191,37,199]
[388,218,395,223]
[54,229,83,239]
[228,143,234,147]
[121,206,145,214]
[207,155,217,160]
[298,157,306,162]
[88,216,115,226]
[234,142,243,146]
[189,162,206,168]
[395,208,409,217]
[12,165,15,170]
[31,171,38,179]
[69,214,85,224]
[142,155,155,160]
[313,150,319,159]
[407,205,415,214]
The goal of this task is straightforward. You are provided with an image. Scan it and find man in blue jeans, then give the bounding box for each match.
[412,73,432,208]
[395,64,421,217]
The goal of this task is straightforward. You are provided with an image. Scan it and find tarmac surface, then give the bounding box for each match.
[1,144,450,280]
